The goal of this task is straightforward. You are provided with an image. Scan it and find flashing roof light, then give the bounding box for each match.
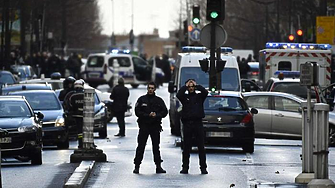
[181,46,207,53]
[109,48,131,54]
[220,47,233,53]
[265,43,332,50]
[274,71,300,78]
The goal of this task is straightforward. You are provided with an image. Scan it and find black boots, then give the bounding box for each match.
[180,168,188,174]
[156,164,166,173]
[200,168,208,174]
[133,165,140,174]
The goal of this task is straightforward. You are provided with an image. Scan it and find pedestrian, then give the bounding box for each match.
[161,54,171,83]
[58,76,76,103]
[133,82,168,174]
[110,77,129,137]
[64,79,85,148]
[176,79,208,174]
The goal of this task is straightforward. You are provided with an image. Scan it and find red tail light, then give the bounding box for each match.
[241,113,252,124]
[103,64,107,74]
[251,71,259,76]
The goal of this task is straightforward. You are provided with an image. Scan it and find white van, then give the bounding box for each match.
[168,46,241,135]
[83,50,156,88]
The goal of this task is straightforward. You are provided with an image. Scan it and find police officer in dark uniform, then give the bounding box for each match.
[59,76,76,102]
[110,77,129,137]
[64,79,85,148]
[133,82,168,174]
[177,79,208,174]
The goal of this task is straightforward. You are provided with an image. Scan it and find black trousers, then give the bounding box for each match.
[182,120,207,169]
[134,126,162,165]
[115,112,125,135]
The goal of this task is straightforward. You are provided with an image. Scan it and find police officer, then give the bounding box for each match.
[176,79,208,174]
[59,76,76,102]
[133,82,168,174]
[65,79,85,148]
[110,77,129,137]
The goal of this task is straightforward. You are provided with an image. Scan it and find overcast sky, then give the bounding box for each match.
[98,0,181,38]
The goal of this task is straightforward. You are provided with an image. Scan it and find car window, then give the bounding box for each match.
[272,82,316,99]
[0,101,32,117]
[0,73,16,85]
[274,96,300,112]
[278,61,292,71]
[204,96,247,110]
[87,56,104,67]
[11,92,61,110]
[108,57,131,67]
[245,96,269,109]
[132,57,148,67]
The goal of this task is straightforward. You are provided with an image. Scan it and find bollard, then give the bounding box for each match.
[296,101,315,183]
[113,59,120,89]
[308,103,335,188]
[70,87,107,163]
[83,88,95,149]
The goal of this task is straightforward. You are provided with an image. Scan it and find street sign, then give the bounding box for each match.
[190,28,201,41]
[300,62,319,86]
[200,23,227,48]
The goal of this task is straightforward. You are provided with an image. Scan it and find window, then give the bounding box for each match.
[108,57,131,67]
[204,97,247,110]
[245,96,269,109]
[274,97,300,112]
[132,57,148,67]
[87,56,104,67]
[278,61,292,71]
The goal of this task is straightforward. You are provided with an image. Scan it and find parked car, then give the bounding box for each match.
[55,85,108,138]
[0,70,18,86]
[11,65,37,81]
[8,90,69,149]
[0,96,43,165]
[181,91,258,153]
[247,62,259,82]
[243,91,335,146]
[0,83,52,95]
[19,73,64,90]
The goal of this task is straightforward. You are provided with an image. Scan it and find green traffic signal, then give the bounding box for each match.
[192,18,200,25]
[210,11,218,19]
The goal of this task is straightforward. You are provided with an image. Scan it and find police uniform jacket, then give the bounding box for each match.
[110,84,129,113]
[68,89,84,117]
[176,85,208,121]
[135,93,168,128]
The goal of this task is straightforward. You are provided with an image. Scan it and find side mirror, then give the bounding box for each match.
[168,81,176,93]
[250,108,258,114]
[36,112,44,119]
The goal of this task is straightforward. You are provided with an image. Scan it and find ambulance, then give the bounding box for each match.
[168,46,241,135]
[258,42,332,88]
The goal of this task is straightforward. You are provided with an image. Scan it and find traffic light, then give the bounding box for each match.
[297,29,303,42]
[206,0,225,21]
[288,34,295,42]
[192,5,200,25]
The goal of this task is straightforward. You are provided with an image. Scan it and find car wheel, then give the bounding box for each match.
[31,148,42,165]
[57,136,69,149]
[131,84,139,88]
[242,143,254,153]
[329,125,335,147]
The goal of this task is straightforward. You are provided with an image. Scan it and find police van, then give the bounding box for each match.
[84,49,156,88]
[168,46,241,135]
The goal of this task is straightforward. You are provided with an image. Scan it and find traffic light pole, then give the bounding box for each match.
[209,22,217,90]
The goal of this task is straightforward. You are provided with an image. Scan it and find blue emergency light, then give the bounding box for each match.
[181,46,207,53]
[220,47,233,53]
[266,43,332,50]
[108,48,131,54]
[274,71,300,78]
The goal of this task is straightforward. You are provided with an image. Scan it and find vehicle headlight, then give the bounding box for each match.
[18,126,37,133]
[55,116,65,127]
[94,108,105,120]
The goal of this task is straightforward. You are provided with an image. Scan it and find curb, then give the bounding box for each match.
[64,160,95,188]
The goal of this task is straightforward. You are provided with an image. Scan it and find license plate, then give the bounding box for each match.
[0,137,12,143]
[89,73,100,78]
[207,132,232,138]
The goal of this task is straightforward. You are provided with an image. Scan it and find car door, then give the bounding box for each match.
[271,96,301,137]
[108,56,133,82]
[244,95,272,136]
[132,56,152,82]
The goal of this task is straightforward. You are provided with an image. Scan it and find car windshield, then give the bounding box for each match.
[180,67,240,91]
[10,92,61,110]
[0,101,32,117]
[204,96,247,111]
[0,74,15,85]
[272,82,316,99]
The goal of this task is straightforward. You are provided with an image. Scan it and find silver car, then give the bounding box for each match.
[243,92,335,146]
